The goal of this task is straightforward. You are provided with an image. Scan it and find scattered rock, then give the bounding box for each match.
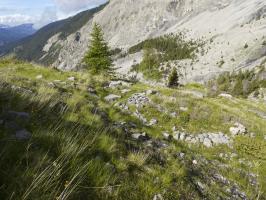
[180,107,188,112]
[121,89,131,94]
[218,93,233,99]
[67,76,75,81]
[153,194,163,200]
[131,132,150,141]
[15,129,32,140]
[4,111,30,126]
[173,131,231,147]
[87,86,97,94]
[148,118,158,126]
[128,93,150,107]
[196,181,205,193]
[203,138,212,148]
[177,152,185,159]
[146,90,157,95]
[104,94,121,102]
[213,173,230,185]
[192,159,198,165]
[229,123,247,137]
[162,132,172,140]
[108,80,130,88]
[36,74,43,79]
[230,184,247,200]
[115,102,129,110]
[48,82,55,88]
[170,112,177,117]
[249,132,256,138]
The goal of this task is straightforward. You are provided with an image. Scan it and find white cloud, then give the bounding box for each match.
[34,7,58,29]
[0,8,58,28]
[54,0,106,13]
[0,0,106,28]
[0,14,33,26]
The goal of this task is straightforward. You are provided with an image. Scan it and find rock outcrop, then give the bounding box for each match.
[37,0,266,83]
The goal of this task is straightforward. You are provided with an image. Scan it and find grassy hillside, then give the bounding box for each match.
[0,59,265,199]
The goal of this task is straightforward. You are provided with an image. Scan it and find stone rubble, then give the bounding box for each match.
[173,131,231,147]
[128,93,150,107]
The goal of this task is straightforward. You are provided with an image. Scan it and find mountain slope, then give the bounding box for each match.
[1,3,108,65]
[3,0,266,82]
[0,24,35,47]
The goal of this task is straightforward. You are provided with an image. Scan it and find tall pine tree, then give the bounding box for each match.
[84,23,112,74]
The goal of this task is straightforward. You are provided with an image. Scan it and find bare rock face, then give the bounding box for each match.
[42,0,266,83]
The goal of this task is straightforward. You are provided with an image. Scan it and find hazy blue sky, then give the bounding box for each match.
[0,0,106,28]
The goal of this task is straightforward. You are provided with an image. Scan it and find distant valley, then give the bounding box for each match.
[0,24,36,48]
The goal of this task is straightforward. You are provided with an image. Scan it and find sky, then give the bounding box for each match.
[0,0,107,28]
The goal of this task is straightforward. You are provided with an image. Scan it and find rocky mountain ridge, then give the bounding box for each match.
[3,0,266,83]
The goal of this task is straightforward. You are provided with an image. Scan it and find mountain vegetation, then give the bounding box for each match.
[130,34,200,81]
[83,23,112,74]
[129,34,199,61]
[0,0,266,199]
[208,66,266,98]
[0,58,265,199]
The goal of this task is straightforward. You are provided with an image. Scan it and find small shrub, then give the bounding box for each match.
[244,43,249,49]
[232,79,244,96]
[218,60,225,68]
[110,48,122,55]
[180,112,190,124]
[168,68,179,87]
[127,151,149,168]
[134,47,162,80]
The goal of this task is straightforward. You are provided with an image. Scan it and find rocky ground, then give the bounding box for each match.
[0,60,266,199]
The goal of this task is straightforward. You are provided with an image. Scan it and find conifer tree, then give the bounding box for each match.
[84,23,112,74]
[168,68,179,87]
